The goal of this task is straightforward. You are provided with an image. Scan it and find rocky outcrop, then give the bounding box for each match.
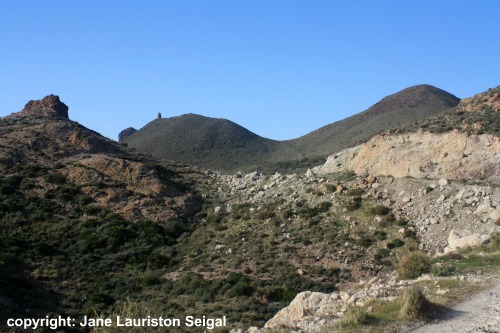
[444,229,490,254]
[22,94,69,119]
[264,291,340,329]
[315,130,499,183]
[118,127,137,142]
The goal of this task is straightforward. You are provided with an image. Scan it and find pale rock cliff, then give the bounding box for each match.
[315,130,499,183]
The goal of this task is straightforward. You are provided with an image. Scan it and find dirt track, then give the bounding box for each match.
[410,280,500,333]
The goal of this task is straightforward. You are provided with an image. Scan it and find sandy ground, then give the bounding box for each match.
[410,280,500,333]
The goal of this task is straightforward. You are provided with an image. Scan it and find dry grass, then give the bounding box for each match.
[399,288,433,320]
[335,305,368,329]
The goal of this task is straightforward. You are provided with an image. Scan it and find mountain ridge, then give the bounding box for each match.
[122,84,460,172]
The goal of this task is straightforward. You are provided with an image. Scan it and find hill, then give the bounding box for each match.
[122,84,460,172]
[398,85,500,136]
[315,85,500,182]
[287,84,460,163]
[0,95,204,327]
[122,113,280,171]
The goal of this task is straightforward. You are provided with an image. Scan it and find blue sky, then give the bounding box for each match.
[1,1,499,141]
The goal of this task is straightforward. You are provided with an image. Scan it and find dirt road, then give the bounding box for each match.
[410,280,500,333]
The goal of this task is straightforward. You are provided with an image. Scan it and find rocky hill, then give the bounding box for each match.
[121,84,460,173]
[0,96,204,327]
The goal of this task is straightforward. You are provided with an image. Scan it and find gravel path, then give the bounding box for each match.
[410,280,500,333]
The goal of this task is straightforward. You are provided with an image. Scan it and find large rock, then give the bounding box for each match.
[23,94,69,119]
[490,209,500,222]
[444,229,490,253]
[264,291,339,329]
[305,169,316,179]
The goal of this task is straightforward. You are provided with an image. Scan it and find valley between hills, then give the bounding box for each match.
[0,85,499,333]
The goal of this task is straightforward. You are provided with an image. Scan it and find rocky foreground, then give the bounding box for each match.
[212,168,499,332]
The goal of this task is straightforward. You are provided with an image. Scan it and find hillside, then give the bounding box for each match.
[0,96,204,329]
[122,113,280,171]
[288,84,460,161]
[399,85,500,136]
[315,86,500,181]
[1,93,499,333]
[121,84,460,173]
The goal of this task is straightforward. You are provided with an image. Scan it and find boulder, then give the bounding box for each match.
[490,209,500,222]
[473,202,493,215]
[264,291,339,329]
[438,178,448,186]
[318,184,335,193]
[444,229,490,253]
[305,169,316,179]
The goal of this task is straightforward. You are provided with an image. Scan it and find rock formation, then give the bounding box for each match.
[118,127,137,142]
[315,131,499,182]
[22,94,69,119]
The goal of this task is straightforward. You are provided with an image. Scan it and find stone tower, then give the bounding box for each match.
[157,112,162,119]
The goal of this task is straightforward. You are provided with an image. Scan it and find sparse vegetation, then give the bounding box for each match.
[335,305,369,329]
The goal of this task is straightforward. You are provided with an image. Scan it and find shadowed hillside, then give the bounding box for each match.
[122,84,460,172]
[122,113,280,171]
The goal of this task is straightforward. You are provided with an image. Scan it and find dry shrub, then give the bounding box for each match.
[397,251,431,279]
[399,288,433,320]
[335,305,368,329]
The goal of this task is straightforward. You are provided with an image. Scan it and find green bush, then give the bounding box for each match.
[60,185,80,200]
[371,205,390,215]
[141,271,162,286]
[403,229,416,238]
[316,201,332,213]
[227,281,255,297]
[374,248,391,262]
[397,252,431,279]
[430,263,456,277]
[46,173,66,184]
[396,219,408,226]
[387,239,405,249]
[345,197,362,211]
[356,236,373,247]
[0,175,22,194]
[373,230,387,241]
[489,232,500,250]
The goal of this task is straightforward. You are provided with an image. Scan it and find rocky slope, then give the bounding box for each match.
[220,87,499,332]
[0,95,200,221]
[0,95,204,326]
[204,168,499,332]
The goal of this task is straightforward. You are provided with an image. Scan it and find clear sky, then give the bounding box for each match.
[1,1,499,141]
